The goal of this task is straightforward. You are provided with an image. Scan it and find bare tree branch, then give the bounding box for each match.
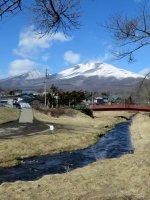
[0,0,81,35]
[103,0,150,62]
[138,71,150,90]
[31,0,81,35]
[134,71,150,104]
[0,0,22,18]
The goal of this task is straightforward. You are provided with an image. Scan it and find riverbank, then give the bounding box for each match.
[0,109,131,167]
[0,112,149,200]
[130,113,150,153]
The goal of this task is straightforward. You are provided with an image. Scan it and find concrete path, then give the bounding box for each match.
[19,109,33,123]
[0,120,50,139]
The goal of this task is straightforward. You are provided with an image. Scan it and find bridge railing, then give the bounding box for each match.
[91,104,150,112]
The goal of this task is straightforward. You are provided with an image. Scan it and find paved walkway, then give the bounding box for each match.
[0,120,50,139]
[19,109,33,123]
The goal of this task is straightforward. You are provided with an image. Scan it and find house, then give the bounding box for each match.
[94,95,109,104]
[109,94,127,104]
[0,98,14,107]
[0,91,8,97]
[22,90,40,96]
[84,93,109,105]
[14,90,22,96]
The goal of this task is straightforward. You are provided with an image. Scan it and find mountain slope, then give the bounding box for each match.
[1,70,45,81]
[0,63,144,91]
[58,62,143,79]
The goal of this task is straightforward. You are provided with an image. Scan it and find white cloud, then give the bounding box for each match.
[9,59,37,76]
[139,67,150,75]
[52,32,72,42]
[13,26,72,58]
[100,52,113,62]
[101,45,114,62]
[41,54,50,62]
[87,45,114,64]
[64,50,80,65]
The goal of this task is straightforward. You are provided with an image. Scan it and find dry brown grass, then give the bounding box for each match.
[0,112,147,200]
[130,113,150,153]
[33,109,132,130]
[1,151,149,200]
[0,107,20,124]
[0,113,149,200]
[0,110,132,167]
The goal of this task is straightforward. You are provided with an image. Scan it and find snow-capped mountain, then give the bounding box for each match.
[24,70,45,80]
[1,70,45,81]
[0,62,144,92]
[58,62,143,79]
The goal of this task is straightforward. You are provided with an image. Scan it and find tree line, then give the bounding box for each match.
[43,84,85,108]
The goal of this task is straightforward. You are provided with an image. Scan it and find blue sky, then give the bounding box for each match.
[0,0,150,78]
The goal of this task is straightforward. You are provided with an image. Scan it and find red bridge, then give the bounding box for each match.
[91,104,150,112]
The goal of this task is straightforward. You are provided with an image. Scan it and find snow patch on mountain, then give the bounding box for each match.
[58,62,144,79]
[24,70,45,80]
[0,70,45,81]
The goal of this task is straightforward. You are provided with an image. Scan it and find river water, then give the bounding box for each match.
[0,119,134,184]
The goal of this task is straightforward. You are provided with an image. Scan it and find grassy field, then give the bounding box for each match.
[130,113,150,153]
[0,109,131,167]
[0,112,149,199]
[0,107,20,124]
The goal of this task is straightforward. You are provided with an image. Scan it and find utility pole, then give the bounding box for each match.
[44,67,48,108]
[92,92,94,108]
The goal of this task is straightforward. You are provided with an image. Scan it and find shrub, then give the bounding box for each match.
[50,108,66,117]
[64,109,77,117]
[81,108,94,118]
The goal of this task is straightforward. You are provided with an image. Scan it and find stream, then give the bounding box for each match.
[0,118,134,184]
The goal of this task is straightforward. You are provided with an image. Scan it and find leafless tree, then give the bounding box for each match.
[139,71,150,88]
[31,0,81,34]
[104,0,150,62]
[0,0,22,18]
[132,72,150,104]
[0,0,81,34]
